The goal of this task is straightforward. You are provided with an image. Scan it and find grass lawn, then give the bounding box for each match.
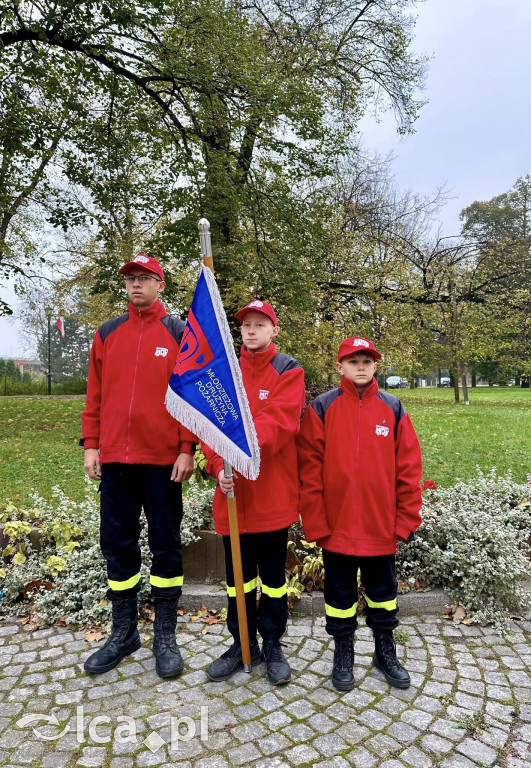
[0,387,529,506]
[401,387,530,487]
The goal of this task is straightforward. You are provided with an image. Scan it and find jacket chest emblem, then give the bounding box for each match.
[375,424,389,437]
[155,347,168,357]
[259,389,270,400]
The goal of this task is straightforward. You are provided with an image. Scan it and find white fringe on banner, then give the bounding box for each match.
[165,264,261,481]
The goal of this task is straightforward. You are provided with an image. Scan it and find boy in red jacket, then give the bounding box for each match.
[203,300,305,685]
[297,337,422,691]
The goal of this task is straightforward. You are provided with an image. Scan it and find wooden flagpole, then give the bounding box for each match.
[198,218,252,672]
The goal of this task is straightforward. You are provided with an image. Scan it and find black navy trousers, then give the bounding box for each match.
[223,527,289,644]
[99,463,183,600]
[323,549,399,637]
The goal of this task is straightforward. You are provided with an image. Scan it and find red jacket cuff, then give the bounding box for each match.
[396,521,415,541]
[83,439,99,450]
[179,442,196,455]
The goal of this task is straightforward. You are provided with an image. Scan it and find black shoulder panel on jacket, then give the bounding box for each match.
[161,315,186,346]
[98,314,129,344]
[311,388,342,422]
[377,390,406,438]
[270,353,302,375]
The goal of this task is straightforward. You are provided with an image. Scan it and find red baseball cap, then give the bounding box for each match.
[119,253,164,281]
[234,300,278,325]
[338,336,382,361]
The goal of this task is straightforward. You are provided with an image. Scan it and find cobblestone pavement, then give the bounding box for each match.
[0,613,530,768]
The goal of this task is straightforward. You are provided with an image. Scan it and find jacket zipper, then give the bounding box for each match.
[125,309,144,462]
[353,393,362,544]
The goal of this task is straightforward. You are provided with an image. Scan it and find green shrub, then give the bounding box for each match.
[396,469,531,630]
[0,478,214,626]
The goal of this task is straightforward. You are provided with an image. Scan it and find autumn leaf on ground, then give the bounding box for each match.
[453,605,466,623]
[23,579,53,596]
[85,630,105,643]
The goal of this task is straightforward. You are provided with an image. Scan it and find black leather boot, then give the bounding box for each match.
[153,597,184,678]
[262,640,291,685]
[332,635,355,691]
[205,640,263,681]
[84,597,141,674]
[373,630,410,688]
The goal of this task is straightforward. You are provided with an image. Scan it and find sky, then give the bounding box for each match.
[1,0,530,358]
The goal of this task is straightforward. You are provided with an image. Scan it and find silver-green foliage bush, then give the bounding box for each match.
[0,479,214,626]
[396,469,531,629]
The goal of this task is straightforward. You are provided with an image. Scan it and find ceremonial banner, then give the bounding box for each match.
[56,317,65,339]
[165,263,260,480]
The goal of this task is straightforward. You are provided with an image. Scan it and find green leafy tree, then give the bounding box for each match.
[0,0,427,314]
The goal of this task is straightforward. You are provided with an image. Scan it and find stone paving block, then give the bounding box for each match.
[346,745,379,766]
[233,702,262,720]
[420,733,453,754]
[356,708,392,731]
[41,752,73,768]
[399,745,433,768]
[259,732,292,755]
[336,720,371,745]
[283,722,315,742]
[285,698,315,719]
[454,691,483,710]
[231,721,267,742]
[312,733,348,757]
[429,718,466,741]
[284,743,320,765]
[456,737,497,765]
[387,720,420,744]
[364,732,401,757]
[376,695,409,716]
[438,755,476,767]
[262,710,292,730]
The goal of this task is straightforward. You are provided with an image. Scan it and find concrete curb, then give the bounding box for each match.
[179,584,452,616]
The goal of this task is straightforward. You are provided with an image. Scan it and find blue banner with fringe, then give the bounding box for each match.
[165,264,260,480]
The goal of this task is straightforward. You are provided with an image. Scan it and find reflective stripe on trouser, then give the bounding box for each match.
[223,528,289,643]
[322,549,399,637]
[100,464,184,600]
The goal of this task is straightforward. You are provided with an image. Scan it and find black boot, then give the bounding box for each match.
[206,639,263,681]
[84,597,141,674]
[153,597,184,678]
[262,640,291,685]
[332,635,355,691]
[373,630,410,689]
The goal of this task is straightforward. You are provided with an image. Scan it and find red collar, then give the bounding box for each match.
[340,376,379,400]
[127,299,167,323]
[240,342,277,369]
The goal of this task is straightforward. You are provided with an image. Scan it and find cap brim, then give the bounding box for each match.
[118,261,161,277]
[338,349,381,361]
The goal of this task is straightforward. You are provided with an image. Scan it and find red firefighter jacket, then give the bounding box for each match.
[204,343,305,535]
[82,300,196,464]
[297,376,422,556]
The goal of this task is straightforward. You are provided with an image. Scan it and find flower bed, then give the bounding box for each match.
[0,470,529,630]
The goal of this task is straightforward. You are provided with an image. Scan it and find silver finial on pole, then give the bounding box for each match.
[198,218,213,269]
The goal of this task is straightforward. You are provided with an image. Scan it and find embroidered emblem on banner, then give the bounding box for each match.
[353,338,370,348]
[173,309,215,376]
[259,390,269,400]
[375,424,390,437]
[134,255,149,264]
[155,347,168,357]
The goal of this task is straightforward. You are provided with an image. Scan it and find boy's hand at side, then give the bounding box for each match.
[84,449,101,480]
[218,469,239,495]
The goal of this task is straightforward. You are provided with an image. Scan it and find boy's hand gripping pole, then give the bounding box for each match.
[198,218,252,672]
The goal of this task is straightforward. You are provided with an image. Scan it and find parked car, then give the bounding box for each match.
[386,376,409,389]
[439,377,451,387]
